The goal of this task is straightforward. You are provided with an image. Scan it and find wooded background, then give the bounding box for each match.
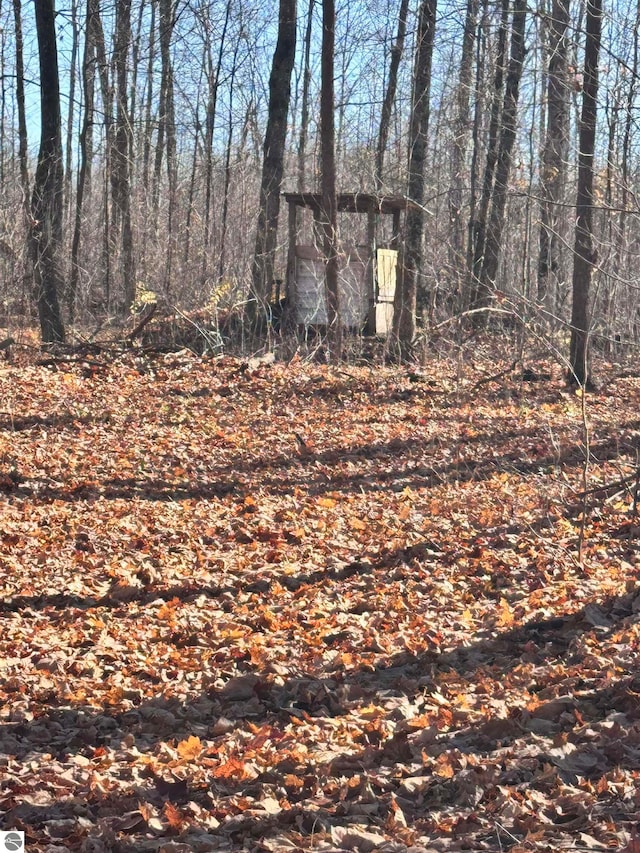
[2,0,635,376]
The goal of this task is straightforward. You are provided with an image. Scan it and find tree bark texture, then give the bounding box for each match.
[569,0,602,385]
[31,0,66,344]
[320,0,341,358]
[448,0,479,289]
[112,0,135,311]
[251,0,297,327]
[468,0,509,311]
[478,0,527,293]
[297,0,315,192]
[13,0,30,212]
[537,0,570,310]
[69,0,98,319]
[376,0,410,192]
[392,0,437,350]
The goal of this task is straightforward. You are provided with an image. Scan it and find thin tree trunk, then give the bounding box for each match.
[128,0,147,183]
[614,0,639,336]
[158,0,177,293]
[89,0,113,306]
[218,36,241,284]
[183,79,203,271]
[478,0,527,292]
[297,0,315,192]
[375,0,410,192]
[31,0,65,344]
[250,0,297,329]
[69,0,98,321]
[392,0,438,351]
[320,0,341,358]
[64,0,79,216]
[142,0,156,193]
[569,0,602,385]
[468,0,509,311]
[0,29,5,188]
[112,0,135,311]
[537,0,570,312]
[202,0,231,273]
[448,0,479,293]
[465,0,488,297]
[12,0,30,213]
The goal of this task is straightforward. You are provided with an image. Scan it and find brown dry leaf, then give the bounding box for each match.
[163,801,185,830]
[176,735,202,760]
[2,354,638,853]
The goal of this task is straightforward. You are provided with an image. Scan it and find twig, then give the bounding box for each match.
[127,303,157,341]
[473,359,518,388]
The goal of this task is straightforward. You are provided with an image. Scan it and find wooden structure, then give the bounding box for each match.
[283,192,414,335]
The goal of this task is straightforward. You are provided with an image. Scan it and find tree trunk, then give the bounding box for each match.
[250,0,297,330]
[448,0,479,294]
[158,0,177,294]
[202,0,231,273]
[375,0,409,192]
[320,0,341,358]
[297,0,315,192]
[31,0,65,344]
[537,0,570,311]
[112,0,135,311]
[12,0,30,212]
[218,35,242,284]
[89,0,113,307]
[142,0,156,193]
[468,0,509,312]
[69,0,98,320]
[64,0,79,217]
[392,0,438,351]
[477,0,527,292]
[569,0,602,386]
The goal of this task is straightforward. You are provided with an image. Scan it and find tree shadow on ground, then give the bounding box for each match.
[2,586,639,851]
[2,584,638,755]
[1,418,639,504]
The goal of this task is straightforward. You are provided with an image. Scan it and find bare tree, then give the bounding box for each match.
[321,0,341,357]
[537,0,570,312]
[392,0,438,350]
[152,0,178,287]
[468,0,510,312]
[297,0,316,192]
[69,0,99,319]
[111,0,136,311]
[375,0,409,192]
[569,0,602,385]
[64,0,79,216]
[202,0,232,270]
[477,0,527,295]
[31,0,66,343]
[250,0,297,329]
[12,0,29,213]
[448,0,479,292]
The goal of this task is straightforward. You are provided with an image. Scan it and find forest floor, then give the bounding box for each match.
[0,337,639,853]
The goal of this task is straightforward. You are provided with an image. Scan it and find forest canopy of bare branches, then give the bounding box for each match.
[1,0,638,371]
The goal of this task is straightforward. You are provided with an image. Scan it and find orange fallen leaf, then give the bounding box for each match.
[177,735,202,760]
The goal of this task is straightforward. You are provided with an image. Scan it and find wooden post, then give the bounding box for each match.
[285,200,298,328]
[365,209,377,335]
[391,208,401,249]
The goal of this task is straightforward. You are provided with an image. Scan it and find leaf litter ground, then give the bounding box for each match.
[0,346,639,853]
